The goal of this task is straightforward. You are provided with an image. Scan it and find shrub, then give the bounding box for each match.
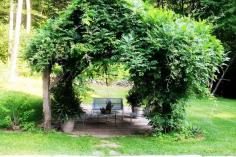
[122,3,225,133]
[51,81,83,123]
[177,124,203,139]
[0,91,43,130]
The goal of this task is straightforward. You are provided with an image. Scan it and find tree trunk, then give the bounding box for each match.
[25,0,31,33]
[8,0,14,61]
[10,0,23,81]
[43,67,51,130]
[212,55,236,95]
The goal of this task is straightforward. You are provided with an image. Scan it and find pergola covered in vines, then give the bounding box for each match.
[26,0,224,132]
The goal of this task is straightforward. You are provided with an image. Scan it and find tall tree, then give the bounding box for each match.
[8,0,14,62]
[10,0,23,80]
[26,0,31,33]
[42,66,51,130]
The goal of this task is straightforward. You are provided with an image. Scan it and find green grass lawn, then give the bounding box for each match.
[0,131,100,155]
[0,76,236,155]
[0,97,235,155]
[110,98,236,155]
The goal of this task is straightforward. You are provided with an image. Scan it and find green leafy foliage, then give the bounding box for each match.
[26,0,225,133]
[25,0,139,72]
[0,0,10,24]
[148,0,236,97]
[0,24,8,63]
[195,0,236,50]
[26,0,140,121]
[120,3,225,132]
[51,79,83,122]
[0,91,43,129]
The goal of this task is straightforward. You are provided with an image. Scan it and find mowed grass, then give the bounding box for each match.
[110,98,236,155]
[0,75,236,155]
[0,131,100,155]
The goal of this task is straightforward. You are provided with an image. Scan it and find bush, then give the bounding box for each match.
[122,4,225,133]
[176,124,203,139]
[51,80,83,123]
[0,91,43,130]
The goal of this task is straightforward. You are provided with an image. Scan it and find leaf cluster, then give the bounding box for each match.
[120,3,225,132]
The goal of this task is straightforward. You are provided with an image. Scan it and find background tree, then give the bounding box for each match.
[0,23,9,63]
[8,0,14,62]
[197,0,236,98]
[26,0,31,33]
[0,0,10,63]
[0,0,72,63]
[10,0,23,80]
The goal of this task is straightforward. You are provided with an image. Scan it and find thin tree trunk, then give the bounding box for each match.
[25,0,31,33]
[212,55,236,95]
[10,0,23,81]
[212,66,230,95]
[161,0,164,8]
[8,0,14,61]
[43,66,51,130]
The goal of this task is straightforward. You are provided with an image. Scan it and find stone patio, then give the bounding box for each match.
[73,105,153,137]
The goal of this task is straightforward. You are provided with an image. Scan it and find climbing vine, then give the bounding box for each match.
[25,0,225,132]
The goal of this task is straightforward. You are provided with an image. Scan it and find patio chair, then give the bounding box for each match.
[91,98,124,124]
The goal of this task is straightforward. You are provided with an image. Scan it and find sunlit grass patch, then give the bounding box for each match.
[0,131,100,155]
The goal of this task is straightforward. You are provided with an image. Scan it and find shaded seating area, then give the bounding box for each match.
[74,98,152,137]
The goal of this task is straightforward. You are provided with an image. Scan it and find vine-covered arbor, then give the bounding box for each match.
[26,0,224,132]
